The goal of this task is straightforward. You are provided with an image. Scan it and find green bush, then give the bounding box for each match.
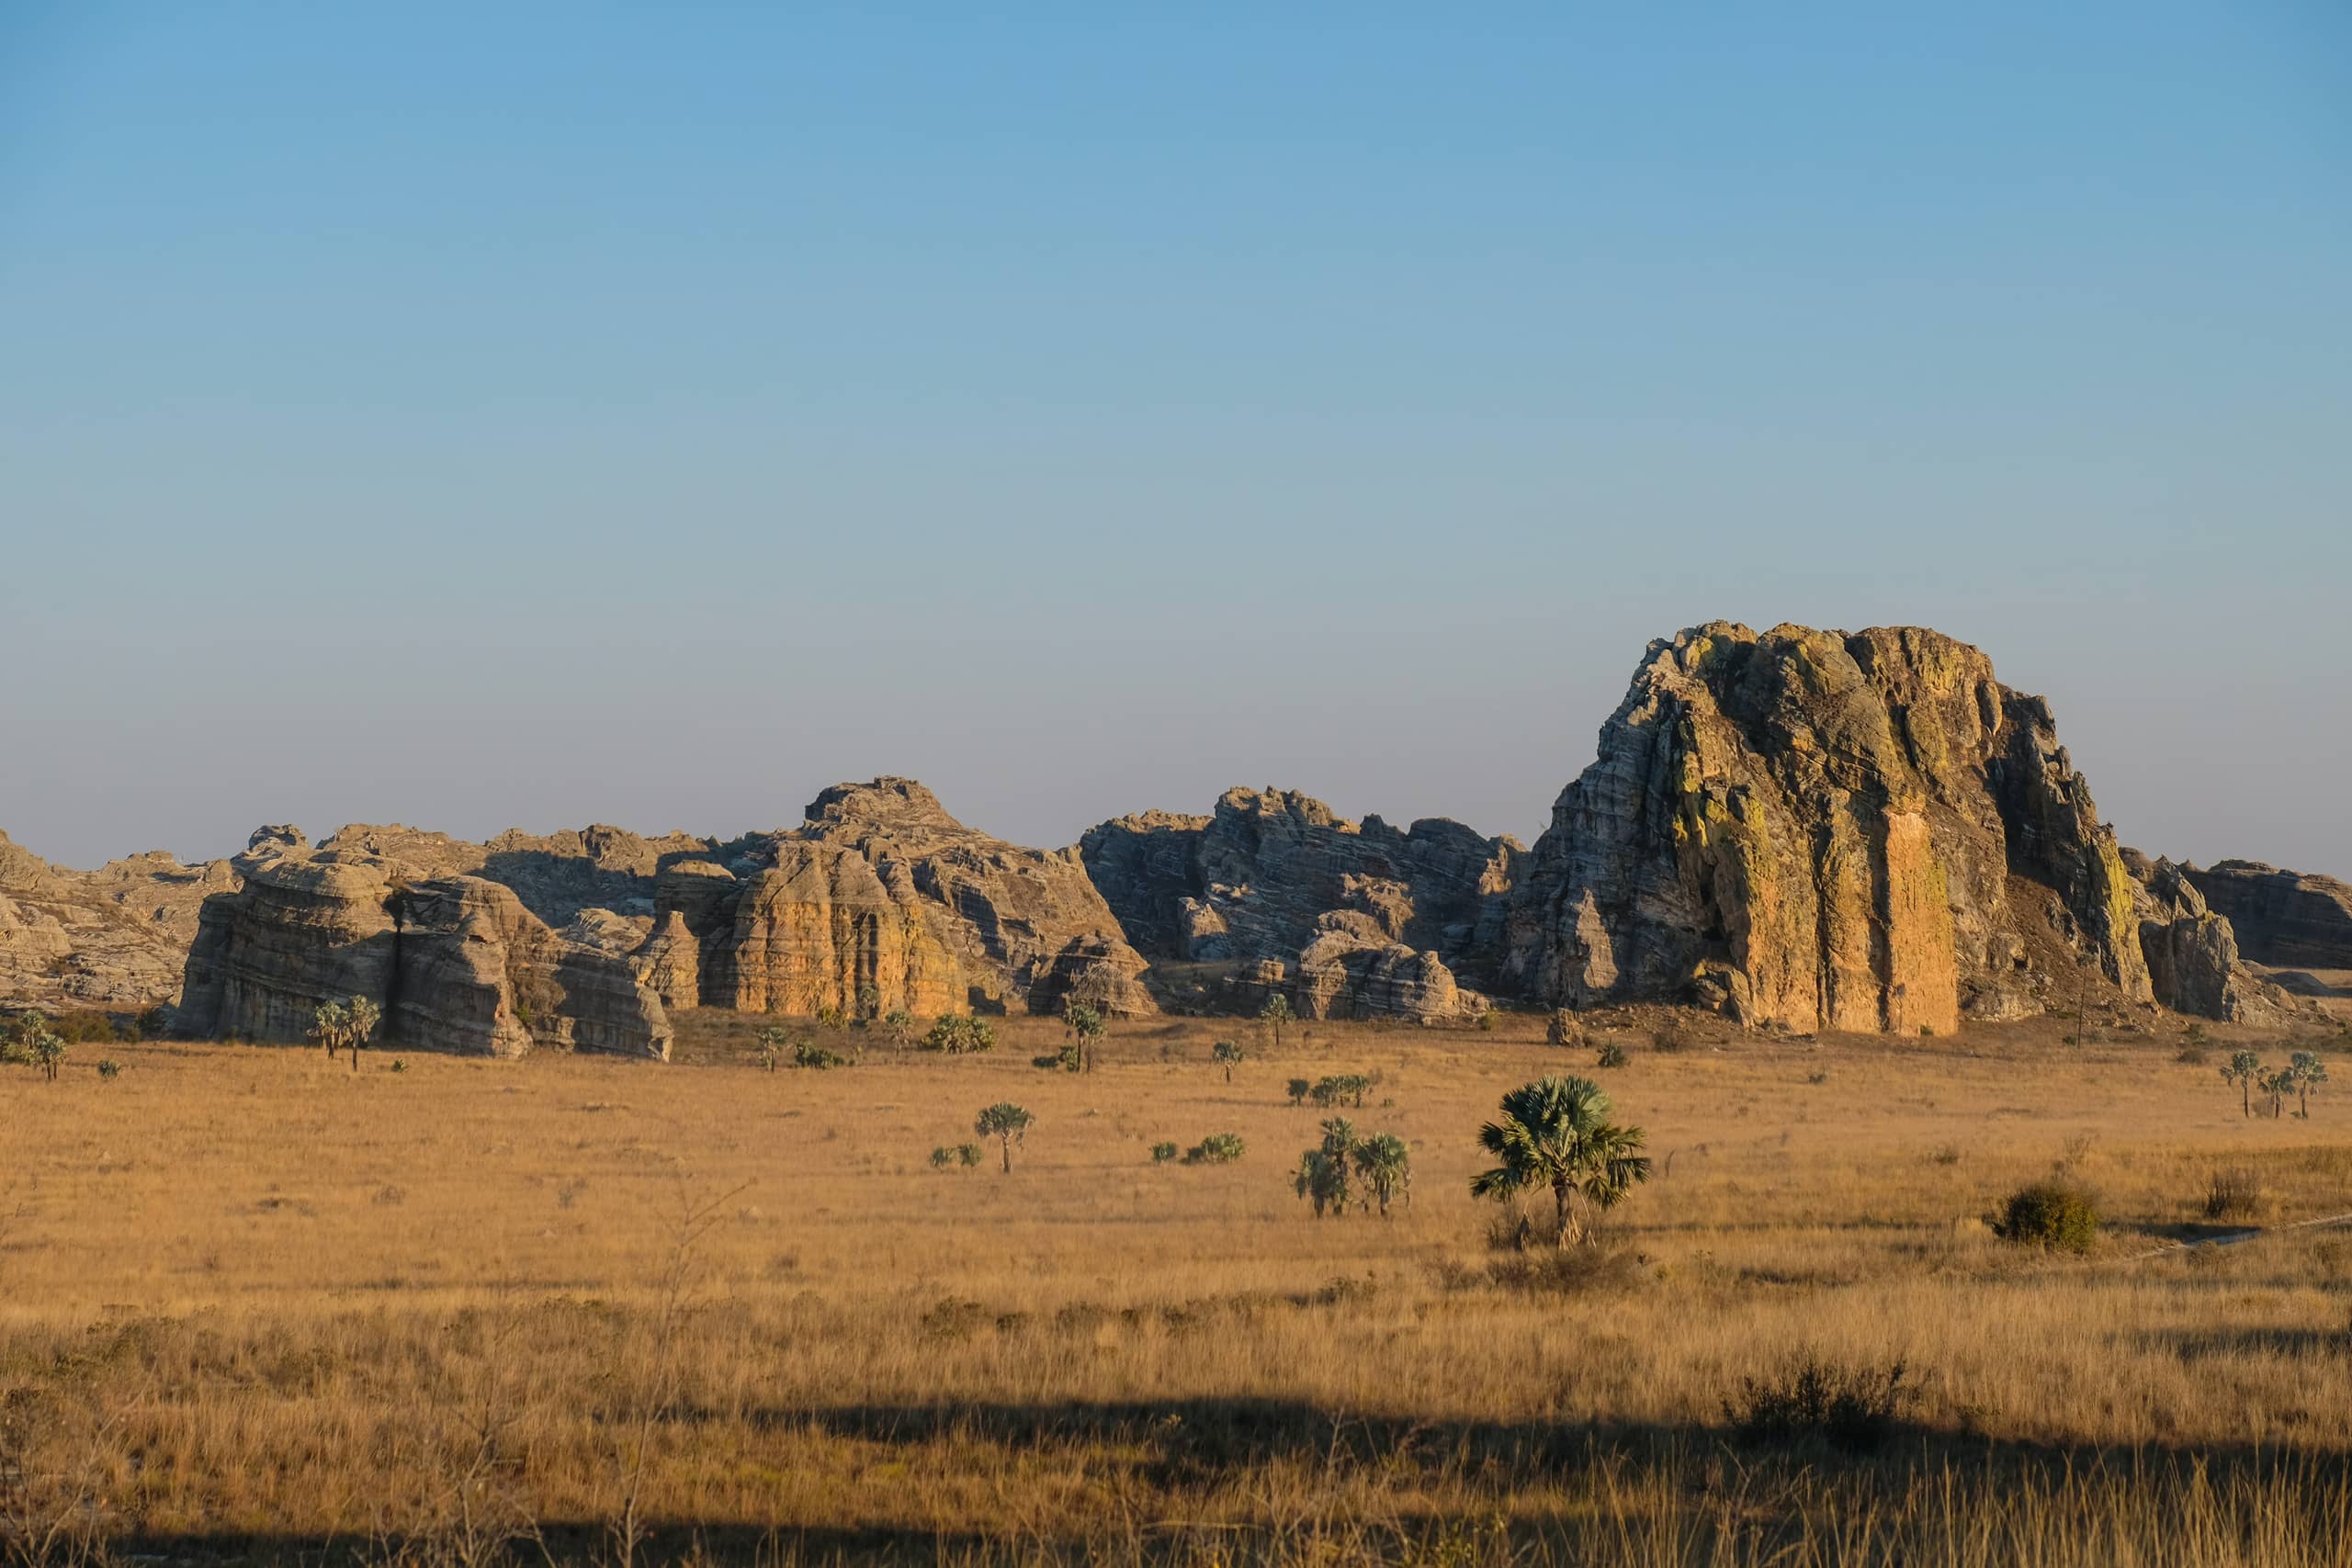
[1182,1133,1246,1165]
[1595,1042,1629,1069]
[96,1058,123,1080]
[1994,1182,2100,1253]
[1150,1142,1179,1164]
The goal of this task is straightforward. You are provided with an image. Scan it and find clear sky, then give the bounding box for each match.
[4,4,2347,875]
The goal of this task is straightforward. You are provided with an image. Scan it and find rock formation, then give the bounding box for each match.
[1503,623,2300,1032]
[177,829,673,1058]
[683,778,1154,1018]
[0,829,240,1009]
[160,779,1155,1050]
[2178,861,2352,971]
[1081,787,1519,1021]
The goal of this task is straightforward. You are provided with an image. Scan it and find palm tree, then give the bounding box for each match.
[1260,993,1295,1051]
[2222,1051,2263,1118]
[1292,1149,1345,1216]
[1063,1002,1104,1073]
[2289,1052,2328,1118]
[1352,1133,1411,1216]
[311,999,349,1060]
[1292,1118,1360,1216]
[345,996,382,1073]
[884,1009,916,1050]
[974,1102,1035,1172]
[1470,1075,1652,1247]
[1213,1040,1246,1083]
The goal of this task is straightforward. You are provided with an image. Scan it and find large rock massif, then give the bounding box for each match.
[2178,861,2352,972]
[1498,623,2307,1032]
[1080,788,1520,1022]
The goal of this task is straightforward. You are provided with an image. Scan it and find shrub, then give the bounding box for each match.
[814,1003,847,1030]
[390,1060,407,1074]
[1476,1010,1498,1032]
[792,1039,849,1069]
[1150,1142,1179,1164]
[956,1143,984,1168]
[1725,1353,1911,1453]
[1994,1182,2100,1253]
[1182,1133,1246,1166]
[1476,1244,1650,1297]
[1652,1018,1690,1054]
[96,1058,122,1080]
[2203,1166,2266,1223]
[1545,1010,1583,1050]
[1285,1077,1311,1107]
[51,1010,130,1044]
[1918,1024,1935,1039]
[929,1146,955,1170]
[1595,1042,1629,1069]
[1032,1043,1082,1073]
[923,1014,997,1055]
[2177,1043,2211,1066]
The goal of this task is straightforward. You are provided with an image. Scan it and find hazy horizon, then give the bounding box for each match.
[6,6,2348,876]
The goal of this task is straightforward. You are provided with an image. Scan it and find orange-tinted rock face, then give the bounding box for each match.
[1505,623,2156,1032]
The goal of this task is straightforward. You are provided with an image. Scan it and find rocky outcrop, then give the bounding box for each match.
[683,779,1154,1018]
[0,829,240,1009]
[2179,861,2352,971]
[2129,859,2301,1024]
[161,780,1152,1046]
[176,832,671,1058]
[1505,623,2282,1032]
[1080,788,1517,1021]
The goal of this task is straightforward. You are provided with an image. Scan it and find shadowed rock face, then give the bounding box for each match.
[1080,788,1520,1022]
[1502,623,2294,1032]
[2179,861,2352,971]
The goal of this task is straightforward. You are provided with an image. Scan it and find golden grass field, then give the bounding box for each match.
[3,998,2349,1565]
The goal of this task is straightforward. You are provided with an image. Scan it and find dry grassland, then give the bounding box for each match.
[2,1004,2348,1564]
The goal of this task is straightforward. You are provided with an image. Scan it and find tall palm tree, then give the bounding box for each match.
[1470,1075,1652,1247]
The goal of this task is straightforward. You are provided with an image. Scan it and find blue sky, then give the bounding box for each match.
[4,3,2347,873]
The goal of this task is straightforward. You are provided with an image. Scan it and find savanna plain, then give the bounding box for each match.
[5,1001,2350,1567]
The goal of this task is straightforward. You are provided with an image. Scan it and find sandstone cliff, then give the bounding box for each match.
[1503,623,2298,1032]
[682,779,1155,1018]
[1080,787,1518,1021]
[176,829,673,1058]
[2179,861,2352,971]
